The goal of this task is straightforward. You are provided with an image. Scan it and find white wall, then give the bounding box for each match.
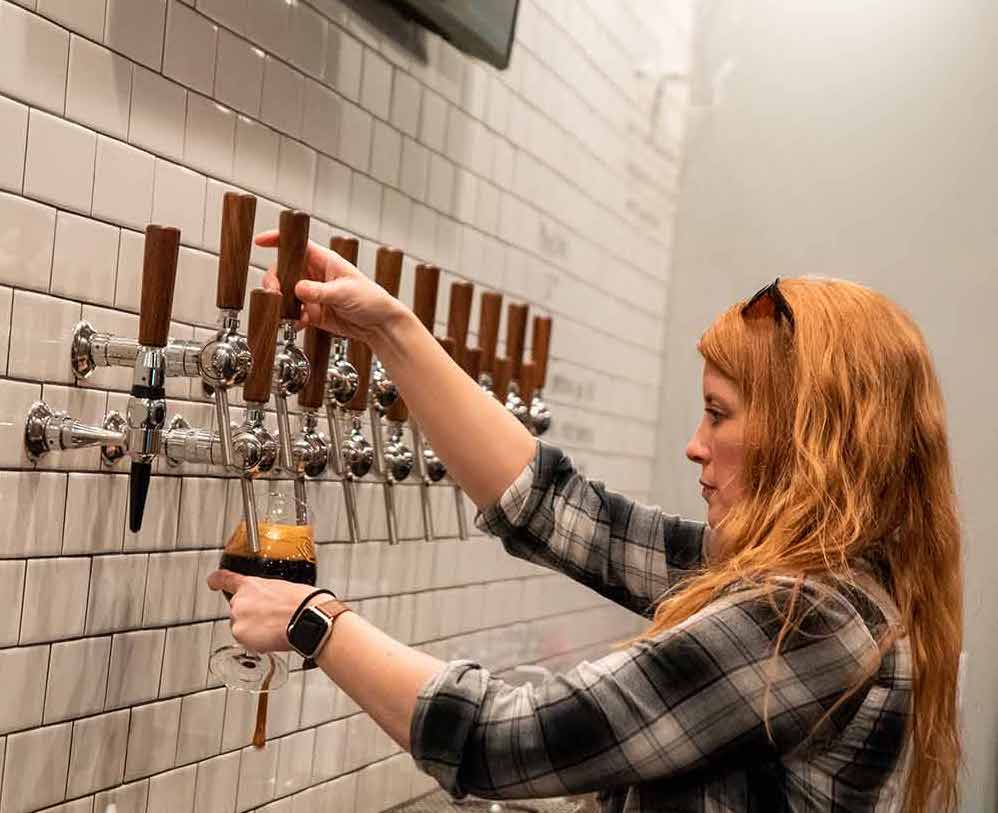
[655,1,998,809]
[0,0,689,811]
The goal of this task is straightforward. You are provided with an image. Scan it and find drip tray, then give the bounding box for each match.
[391,790,596,813]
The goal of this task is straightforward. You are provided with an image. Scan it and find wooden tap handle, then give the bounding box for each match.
[243,289,283,403]
[478,291,503,374]
[330,235,359,265]
[298,327,332,410]
[138,225,181,347]
[374,246,403,297]
[276,210,309,321]
[345,340,372,413]
[506,303,528,381]
[446,280,473,367]
[413,263,440,331]
[532,316,552,389]
[519,360,537,405]
[216,192,257,310]
[492,356,512,399]
[463,347,482,382]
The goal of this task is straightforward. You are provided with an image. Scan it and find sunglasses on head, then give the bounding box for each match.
[741,278,795,333]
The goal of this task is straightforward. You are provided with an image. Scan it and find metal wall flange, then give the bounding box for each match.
[163,415,191,468]
[70,320,98,379]
[100,412,128,465]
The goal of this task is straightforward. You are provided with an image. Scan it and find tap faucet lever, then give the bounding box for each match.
[433,336,469,540]
[529,315,553,436]
[272,209,312,526]
[230,288,284,553]
[320,236,368,544]
[446,280,473,370]
[503,303,531,427]
[128,224,181,532]
[205,192,257,466]
[404,263,442,541]
[476,291,503,393]
[370,246,411,544]
[295,327,332,478]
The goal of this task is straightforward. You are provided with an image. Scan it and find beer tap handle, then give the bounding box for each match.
[299,327,332,410]
[532,316,552,390]
[330,235,359,265]
[276,210,310,322]
[243,289,283,404]
[137,226,181,348]
[130,225,181,533]
[374,245,403,297]
[478,291,502,376]
[345,340,372,413]
[216,192,257,311]
[413,263,441,332]
[373,247,405,422]
[446,280,473,368]
[493,356,512,400]
[328,235,359,335]
[387,261,441,423]
[463,347,482,382]
[506,303,528,383]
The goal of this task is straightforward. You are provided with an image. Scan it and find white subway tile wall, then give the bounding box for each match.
[0,0,690,810]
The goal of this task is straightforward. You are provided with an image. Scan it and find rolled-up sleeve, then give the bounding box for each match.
[410,579,883,800]
[476,441,706,616]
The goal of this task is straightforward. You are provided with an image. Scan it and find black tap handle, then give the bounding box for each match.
[128,461,152,534]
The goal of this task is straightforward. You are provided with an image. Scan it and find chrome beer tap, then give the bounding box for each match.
[25,225,181,533]
[291,326,333,485]
[503,302,532,427]
[443,279,479,539]
[322,236,368,544]
[431,336,470,540]
[270,210,312,526]
[369,246,413,545]
[161,289,283,553]
[71,193,258,403]
[474,291,503,396]
[529,315,553,436]
[404,262,444,541]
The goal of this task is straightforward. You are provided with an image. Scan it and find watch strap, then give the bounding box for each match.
[314,598,352,626]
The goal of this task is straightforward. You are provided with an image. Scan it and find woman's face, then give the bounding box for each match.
[685,362,746,529]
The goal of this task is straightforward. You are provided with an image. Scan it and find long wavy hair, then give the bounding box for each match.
[640,277,962,812]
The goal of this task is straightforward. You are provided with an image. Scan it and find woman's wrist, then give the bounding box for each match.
[367,304,421,363]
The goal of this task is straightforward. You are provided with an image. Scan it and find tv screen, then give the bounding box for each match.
[390,0,520,69]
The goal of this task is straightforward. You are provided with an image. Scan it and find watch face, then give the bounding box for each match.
[290,608,328,655]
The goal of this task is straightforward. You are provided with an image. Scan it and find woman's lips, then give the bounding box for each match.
[700,481,715,499]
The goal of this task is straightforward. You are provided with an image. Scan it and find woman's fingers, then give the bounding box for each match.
[254,233,359,284]
[296,278,348,306]
[207,569,246,594]
[262,266,280,293]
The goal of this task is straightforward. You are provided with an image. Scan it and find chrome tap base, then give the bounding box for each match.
[24,401,127,464]
[529,392,552,436]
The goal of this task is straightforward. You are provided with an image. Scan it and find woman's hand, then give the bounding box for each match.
[207,569,316,653]
[255,232,407,345]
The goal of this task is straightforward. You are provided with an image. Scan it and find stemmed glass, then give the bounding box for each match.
[209,484,317,693]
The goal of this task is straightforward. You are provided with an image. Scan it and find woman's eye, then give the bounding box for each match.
[705,408,723,425]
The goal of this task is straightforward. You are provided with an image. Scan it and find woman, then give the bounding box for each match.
[209,238,962,812]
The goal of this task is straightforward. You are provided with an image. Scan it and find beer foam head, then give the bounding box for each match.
[224,522,316,561]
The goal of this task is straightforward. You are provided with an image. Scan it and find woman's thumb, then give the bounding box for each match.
[296,278,342,305]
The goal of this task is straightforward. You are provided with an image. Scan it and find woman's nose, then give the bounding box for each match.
[686,431,708,464]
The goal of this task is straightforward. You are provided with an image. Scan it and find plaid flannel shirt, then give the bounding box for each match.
[410,443,911,812]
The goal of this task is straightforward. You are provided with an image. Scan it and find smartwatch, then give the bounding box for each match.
[287,595,352,660]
